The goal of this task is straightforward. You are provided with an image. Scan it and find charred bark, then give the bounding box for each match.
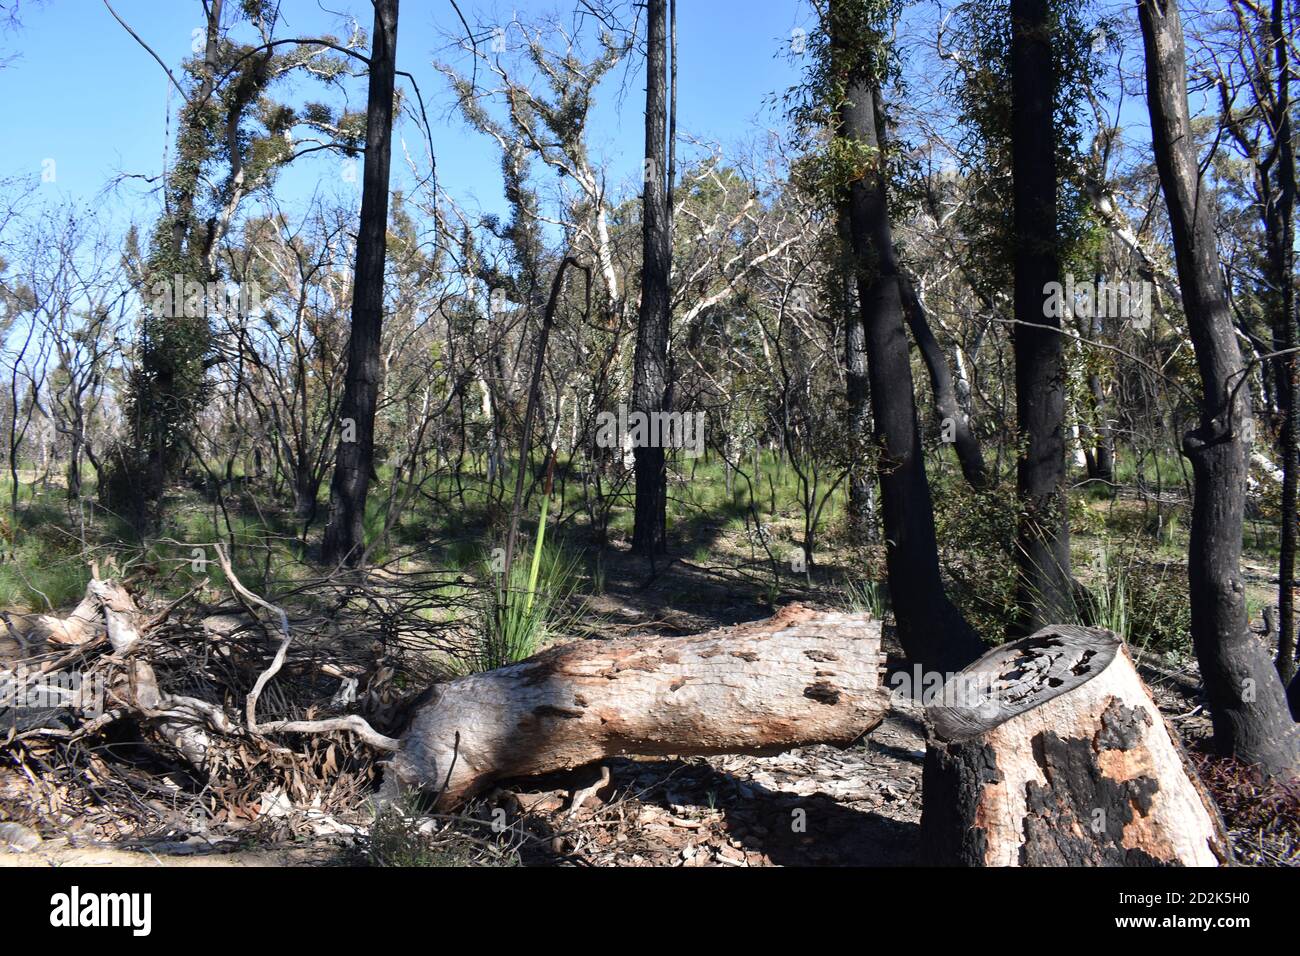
[842,210,876,543]
[1138,0,1300,776]
[321,0,399,566]
[900,275,989,490]
[1268,0,1298,688]
[831,0,984,673]
[631,0,671,556]
[921,626,1229,866]
[1011,0,1074,631]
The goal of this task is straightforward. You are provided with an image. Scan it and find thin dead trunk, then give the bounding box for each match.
[900,275,989,490]
[842,209,876,543]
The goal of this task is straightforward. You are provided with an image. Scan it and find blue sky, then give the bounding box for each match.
[0,0,816,230]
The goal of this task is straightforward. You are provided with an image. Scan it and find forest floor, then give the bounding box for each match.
[1,477,1297,867]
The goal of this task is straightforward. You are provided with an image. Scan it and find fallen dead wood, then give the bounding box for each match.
[920,625,1228,866]
[384,603,889,809]
[13,567,398,766]
[1,591,102,648]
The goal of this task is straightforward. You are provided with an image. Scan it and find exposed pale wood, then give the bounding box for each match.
[93,579,219,768]
[385,604,889,808]
[920,625,1228,866]
[19,571,398,763]
[1,584,102,649]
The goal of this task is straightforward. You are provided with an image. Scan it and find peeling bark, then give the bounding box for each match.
[384,604,889,809]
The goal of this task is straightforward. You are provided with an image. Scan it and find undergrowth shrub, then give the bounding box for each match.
[369,797,520,867]
[933,477,1019,644]
[463,540,582,673]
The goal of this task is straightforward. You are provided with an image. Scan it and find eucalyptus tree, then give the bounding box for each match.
[322,0,401,566]
[801,0,985,672]
[1138,0,1300,776]
[104,0,373,530]
[1195,0,1299,688]
[947,0,1103,631]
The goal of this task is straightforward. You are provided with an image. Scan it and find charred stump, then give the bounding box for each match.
[920,626,1228,866]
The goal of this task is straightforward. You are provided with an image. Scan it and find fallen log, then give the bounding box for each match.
[384,603,889,808]
[1,585,102,651]
[919,625,1228,866]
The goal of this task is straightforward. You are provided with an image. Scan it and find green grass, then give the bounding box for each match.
[842,577,889,620]
[463,539,583,673]
[0,543,89,611]
[1080,545,1130,637]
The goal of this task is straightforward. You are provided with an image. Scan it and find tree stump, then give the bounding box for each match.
[920,625,1228,866]
[384,604,889,808]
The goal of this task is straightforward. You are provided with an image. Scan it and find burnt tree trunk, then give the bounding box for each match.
[321,0,399,566]
[1085,370,1116,484]
[1079,282,1117,485]
[1269,0,1298,690]
[631,0,671,556]
[385,604,889,808]
[1139,0,1300,776]
[900,275,988,489]
[831,0,984,673]
[1011,0,1074,631]
[921,626,1229,866]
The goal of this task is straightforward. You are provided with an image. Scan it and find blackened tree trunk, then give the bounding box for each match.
[1011,0,1074,632]
[832,0,984,674]
[631,0,670,556]
[1138,0,1300,776]
[1080,269,1116,485]
[900,275,989,490]
[321,0,399,566]
[294,462,322,525]
[65,403,86,501]
[1269,0,1298,690]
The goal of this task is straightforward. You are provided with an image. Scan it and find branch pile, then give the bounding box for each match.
[1,556,407,839]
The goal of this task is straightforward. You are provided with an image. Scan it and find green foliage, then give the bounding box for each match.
[0,499,90,611]
[1124,561,1193,659]
[842,576,890,619]
[946,0,1111,296]
[463,541,582,673]
[0,545,89,612]
[1079,544,1129,636]
[786,0,904,214]
[1076,542,1191,658]
[933,476,1021,644]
